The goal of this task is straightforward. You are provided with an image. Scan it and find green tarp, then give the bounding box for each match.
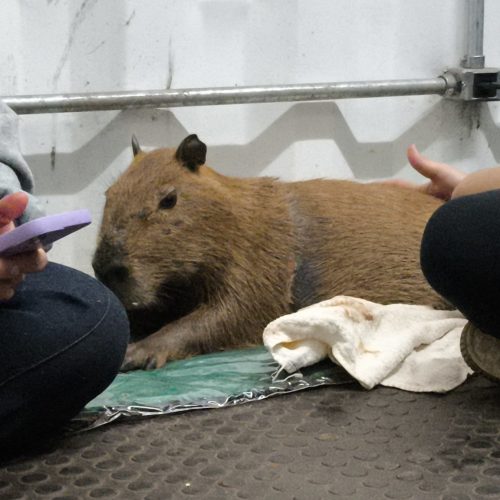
[72,347,353,432]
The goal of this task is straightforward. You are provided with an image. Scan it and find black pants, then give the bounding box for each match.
[0,263,129,453]
[421,189,500,339]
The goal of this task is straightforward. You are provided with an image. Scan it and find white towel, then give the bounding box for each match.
[263,296,473,393]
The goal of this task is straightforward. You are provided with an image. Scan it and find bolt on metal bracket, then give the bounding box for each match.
[444,67,500,101]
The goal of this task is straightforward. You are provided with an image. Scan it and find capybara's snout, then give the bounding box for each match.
[92,238,130,294]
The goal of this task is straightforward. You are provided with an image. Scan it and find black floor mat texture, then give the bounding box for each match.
[1,375,499,499]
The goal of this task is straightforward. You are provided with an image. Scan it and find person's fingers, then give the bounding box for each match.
[0,283,16,301]
[378,178,437,198]
[11,274,25,287]
[0,259,19,280]
[0,248,48,279]
[0,274,25,288]
[0,221,15,236]
[406,144,444,179]
[379,179,421,190]
[0,289,15,301]
[10,248,48,274]
[0,192,29,228]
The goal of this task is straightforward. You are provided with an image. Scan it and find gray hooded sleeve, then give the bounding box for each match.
[0,100,45,224]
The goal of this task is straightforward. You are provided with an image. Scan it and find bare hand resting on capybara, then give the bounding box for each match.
[92,134,448,371]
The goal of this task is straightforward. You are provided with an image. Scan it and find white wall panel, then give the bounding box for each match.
[0,0,499,273]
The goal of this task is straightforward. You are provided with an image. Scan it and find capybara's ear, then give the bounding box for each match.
[131,134,142,157]
[175,134,207,172]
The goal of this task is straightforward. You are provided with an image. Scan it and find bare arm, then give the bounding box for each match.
[451,167,500,199]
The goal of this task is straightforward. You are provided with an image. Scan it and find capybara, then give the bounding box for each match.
[92,134,447,370]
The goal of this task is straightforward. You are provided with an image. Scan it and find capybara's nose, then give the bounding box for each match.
[93,260,129,287]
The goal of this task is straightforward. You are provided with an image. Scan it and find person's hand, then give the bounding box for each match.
[0,192,48,300]
[406,145,466,200]
[383,145,467,201]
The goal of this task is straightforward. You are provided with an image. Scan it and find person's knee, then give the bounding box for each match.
[0,279,129,450]
[421,198,465,297]
[421,191,500,304]
[82,288,130,393]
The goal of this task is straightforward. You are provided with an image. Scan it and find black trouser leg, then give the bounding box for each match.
[0,263,129,453]
[421,189,500,339]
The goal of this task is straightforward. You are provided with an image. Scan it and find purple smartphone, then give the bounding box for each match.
[0,209,92,256]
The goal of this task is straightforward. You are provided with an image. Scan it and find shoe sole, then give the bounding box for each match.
[460,322,500,383]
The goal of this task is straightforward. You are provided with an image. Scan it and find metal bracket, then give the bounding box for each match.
[444,67,500,101]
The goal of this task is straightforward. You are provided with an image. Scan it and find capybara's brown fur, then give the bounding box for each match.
[92,134,447,370]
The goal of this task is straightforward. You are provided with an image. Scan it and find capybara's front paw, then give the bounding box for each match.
[121,342,170,371]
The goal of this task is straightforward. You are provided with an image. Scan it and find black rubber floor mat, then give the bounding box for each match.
[1,375,499,499]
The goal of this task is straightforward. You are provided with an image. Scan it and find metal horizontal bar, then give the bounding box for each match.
[2,77,453,115]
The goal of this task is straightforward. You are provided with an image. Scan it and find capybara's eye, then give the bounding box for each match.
[159,188,177,210]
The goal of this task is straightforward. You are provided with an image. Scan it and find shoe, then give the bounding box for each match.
[460,322,500,383]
